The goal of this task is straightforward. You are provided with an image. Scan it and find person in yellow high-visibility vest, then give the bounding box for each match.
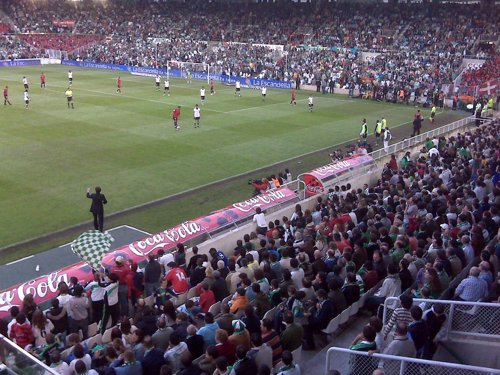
[429,105,436,124]
[487,97,494,110]
[65,87,74,109]
[381,117,387,130]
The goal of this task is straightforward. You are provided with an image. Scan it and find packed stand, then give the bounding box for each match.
[460,55,500,94]
[0,1,499,97]
[1,116,498,374]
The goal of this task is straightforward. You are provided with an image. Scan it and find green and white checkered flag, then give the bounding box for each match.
[71,230,114,270]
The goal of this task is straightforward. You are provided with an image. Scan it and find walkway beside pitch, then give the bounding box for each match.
[0,225,150,290]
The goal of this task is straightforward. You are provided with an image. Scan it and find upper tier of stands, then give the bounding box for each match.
[0,1,498,97]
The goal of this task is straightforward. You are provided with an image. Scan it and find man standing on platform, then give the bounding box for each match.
[86,186,107,232]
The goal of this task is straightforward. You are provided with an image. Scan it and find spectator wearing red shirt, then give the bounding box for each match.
[125,261,143,308]
[199,283,216,313]
[172,105,181,130]
[9,313,34,349]
[109,256,132,316]
[215,328,236,364]
[164,262,189,294]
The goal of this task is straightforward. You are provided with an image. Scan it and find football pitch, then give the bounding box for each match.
[0,65,428,249]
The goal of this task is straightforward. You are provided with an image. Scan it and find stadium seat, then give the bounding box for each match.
[83,333,102,351]
[322,315,340,336]
[292,345,302,364]
[358,292,369,308]
[176,292,188,307]
[208,301,221,316]
[102,327,115,344]
[350,301,360,316]
[263,306,277,321]
[221,295,232,307]
[60,346,74,361]
[187,287,197,300]
[88,322,98,338]
[339,307,351,325]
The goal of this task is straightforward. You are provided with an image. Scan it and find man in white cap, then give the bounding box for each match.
[228,320,251,350]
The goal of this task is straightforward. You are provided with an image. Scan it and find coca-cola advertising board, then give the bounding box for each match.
[0,188,297,317]
[303,155,374,197]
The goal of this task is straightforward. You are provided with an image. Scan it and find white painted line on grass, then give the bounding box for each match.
[57,225,151,248]
[1,78,226,114]
[223,99,308,114]
[6,255,34,266]
[122,224,152,236]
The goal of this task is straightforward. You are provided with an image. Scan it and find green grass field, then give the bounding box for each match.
[0,65,430,249]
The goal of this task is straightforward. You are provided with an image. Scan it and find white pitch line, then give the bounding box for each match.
[57,224,148,248]
[122,224,152,236]
[46,84,226,113]
[0,78,226,113]
[223,99,308,114]
[6,255,34,266]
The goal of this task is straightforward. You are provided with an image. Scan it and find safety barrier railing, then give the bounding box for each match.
[383,297,500,342]
[325,346,500,375]
[369,115,478,161]
[0,334,58,374]
[298,113,495,195]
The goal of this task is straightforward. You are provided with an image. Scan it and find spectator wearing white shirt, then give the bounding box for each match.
[253,207,267,235]
[290,258,304,290]
[164,332,188,373]
[158,249,175,275]
[461,235,475,265]
[68,345,92,375]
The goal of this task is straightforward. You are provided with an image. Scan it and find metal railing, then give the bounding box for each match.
[369,115,477,161]
[0,334,58,374]
[325,346,500,375]
[296,113,495,196]
[383,297,500,342]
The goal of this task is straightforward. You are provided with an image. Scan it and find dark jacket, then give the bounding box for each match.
[211,278,230,302]
[87,192,107,213]
[186,334,205,359]
[144,260,162,284]
[46,306,68,334]
[234,357,258,375]
[190,267,206,288]
[310,299,334,330]
[342,283,360,306]
[140,348,166,375]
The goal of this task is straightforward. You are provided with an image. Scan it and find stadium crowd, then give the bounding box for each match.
[0,1,499,374]
[0,1,498,98]
[2,116,499,375]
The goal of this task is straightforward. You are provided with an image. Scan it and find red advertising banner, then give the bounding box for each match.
[109,188,298,262]
[0,262,93,314]
[303,155,374,197]
[0,188,297,316]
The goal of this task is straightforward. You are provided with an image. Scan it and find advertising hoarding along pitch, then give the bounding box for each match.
[302,155,374,197]
[61,60,293,89]
[0,188,297,316]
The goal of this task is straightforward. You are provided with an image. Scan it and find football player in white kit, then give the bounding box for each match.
[193,104,201,128]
